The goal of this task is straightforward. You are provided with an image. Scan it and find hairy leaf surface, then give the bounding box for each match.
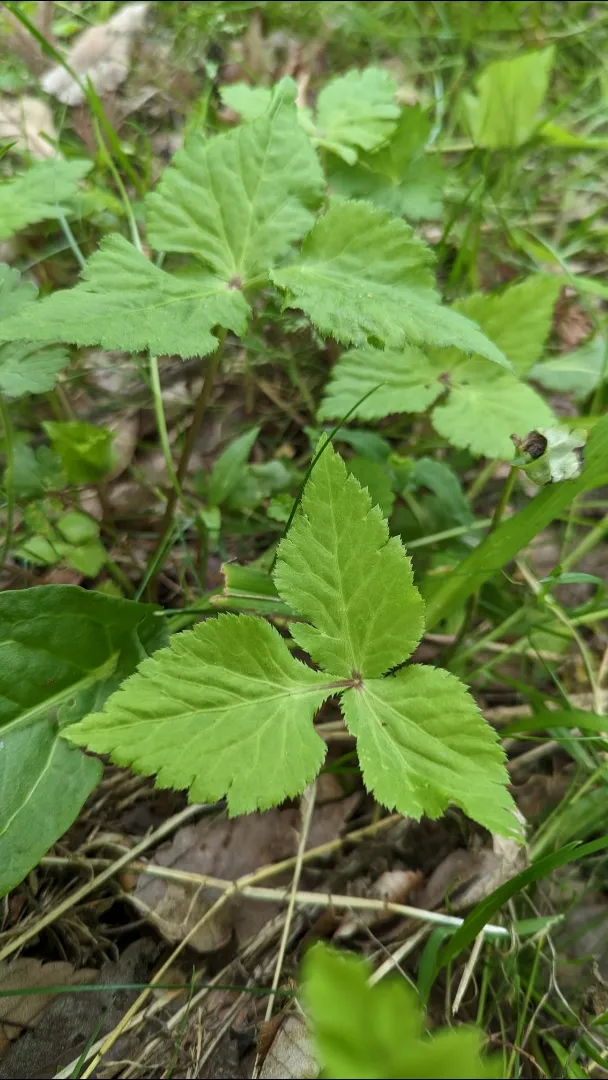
[0,235,249,358]
[146,79,324,282]
[313,67,399,164]
[0,159,91,240]
[273,201,507,362]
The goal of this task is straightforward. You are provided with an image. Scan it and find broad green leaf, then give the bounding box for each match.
[220,83,272,121]
[65,614,333,816]
[328,107,444,220]
[207,426,260,507]
[347,456,395,517]
[422,412,608,628]
[0,264,37,319]
[431,366,555,459]
[0,235,249,359]
[273,201,508,363]
[0,341,69,397]
[0,586,161,897]
[342,665,518,837]
[532,336,608,400]
[56,510,99,545]
[318,344,445,422]
[62,538,107,577]
[10,441,64,499]
[0,159,91,240]
[43,420,116,484]
[462,47,554,148]
[274,443,424,678]
[320,276,559,458]
[453,276,561,377]
[303,944,500,1080]
[146,78,324,283]
[313,67,399,164]
[411,457,474,528]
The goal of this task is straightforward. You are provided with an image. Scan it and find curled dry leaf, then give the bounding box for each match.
[0,96,58,159]
[0,958,95,1053]
[333,868,423,940]
[41,2,150,105]
[418,823,527,913]
[259,1013,318,1080]
[133,782,358,953]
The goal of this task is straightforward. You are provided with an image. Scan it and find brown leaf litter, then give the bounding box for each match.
[0,97,58,158]
[131,776,359,953]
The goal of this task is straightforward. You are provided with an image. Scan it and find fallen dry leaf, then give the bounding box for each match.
[133,783,358,953]
[0,96,58,158]
[0,958,95,1053]
[41,2,150,105]
[418,824,527,913]
[259,1012,318,1080]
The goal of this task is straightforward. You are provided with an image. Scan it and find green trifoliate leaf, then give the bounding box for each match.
[532,336,607,400]
[303,944,501,1080]
[312,67,400,164]
[320,275,559,458]
[272,201,508,363]
[0,586,161,898]
[274,443,424,678]
[342,665,518,837]
[65,615,333,816]
[0,158,91,240]
[431,362,555,460]
[0,235,249,358]
[328,107,444,220]
[462,47,554,148]
[146,78,324,284]
[220,83,272,121]
[513,426,587,485]
[0,341,69,397]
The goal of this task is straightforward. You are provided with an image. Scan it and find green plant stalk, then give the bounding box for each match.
[561,514,608,571]
[147,330,228,596]
[490,465,517,531]
[0,396,14,564]
[149,354,183,505]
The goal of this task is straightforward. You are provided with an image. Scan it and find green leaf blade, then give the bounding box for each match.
[0,586,162,897]
[146,78,324,282]
[274,443,425,678]
[318,345,445,421]
[272,200,508,363]
[65,614,332,815]
[463,47,554,148]
[342,665,519,838]
[0,236,249,358]
[0,341,69,397]
[314,67,400,163]
[0,159,91,240]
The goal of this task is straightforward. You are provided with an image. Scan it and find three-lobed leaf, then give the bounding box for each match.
[312,67,400,164]
[328,107,444,220]
[0,159,91,241]
[146,78,324,283]
[0,235,250,359]
[66,444,517,837]
[320,275,560,459]
[273,200,508,363]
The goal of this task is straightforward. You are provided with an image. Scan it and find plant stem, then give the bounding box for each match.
[0,396,14,564]
[490,464,517,532]
[147,330,227,596]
